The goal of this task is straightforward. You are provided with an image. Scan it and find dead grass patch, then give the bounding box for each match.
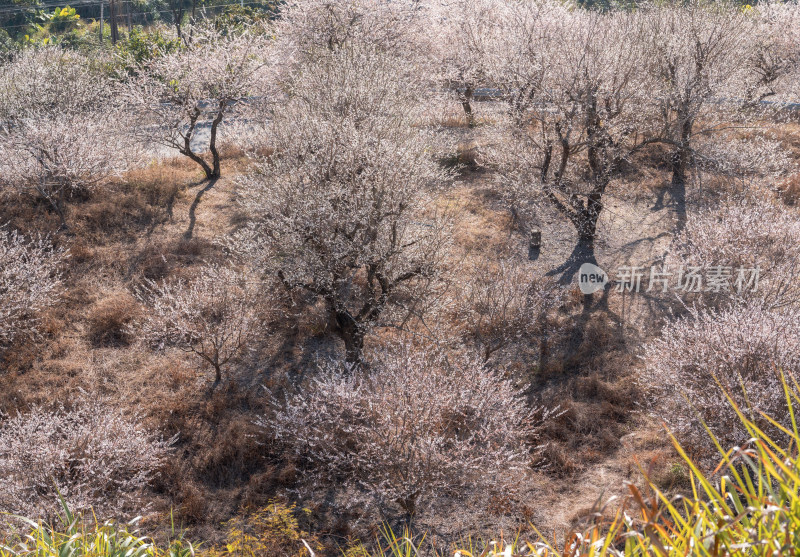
[86,292,141,348]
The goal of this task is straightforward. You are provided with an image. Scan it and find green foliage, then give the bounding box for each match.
[14,5,102,50]
[117,25,182,67]
[0,28,18,58]
[0,498,196,557]
[344,527,428,557]
[206,502,322,557]
[17,4,81,44]
[204,502,321,557]
[40,5,80,33]
[211,4,279,35]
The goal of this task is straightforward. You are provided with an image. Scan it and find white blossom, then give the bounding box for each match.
[0,228,65,347]
[0,401,172,520]
[266,341,553,517]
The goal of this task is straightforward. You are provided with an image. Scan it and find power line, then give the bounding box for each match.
[0,0,274,29]
[0,0,274,14]
[0,0,103,16]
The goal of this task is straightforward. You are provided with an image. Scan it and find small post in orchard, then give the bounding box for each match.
[529,228,542,250]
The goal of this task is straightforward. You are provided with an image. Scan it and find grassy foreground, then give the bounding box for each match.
[4,378,800,557]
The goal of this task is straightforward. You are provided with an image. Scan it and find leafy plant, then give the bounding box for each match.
[0,497,195,557]
[118,26,183,70]
[44,6,80,33]
[205,502,321,557]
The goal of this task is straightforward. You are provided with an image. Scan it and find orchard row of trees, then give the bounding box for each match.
[1,0,800,526]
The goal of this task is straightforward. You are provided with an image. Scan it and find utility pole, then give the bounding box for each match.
[126,0,132,33]
[109,0,118,44]
[99,0,104,44]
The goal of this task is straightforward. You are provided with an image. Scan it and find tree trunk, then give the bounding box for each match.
[670,144,689,231]
[669,117,693,230]
[49,195,68,231]
[170,0,183,40]
[335,310,365,365]
[459,86,475,128]
[577,190,603,247]
[212,362,222,388]
[342,328,365,365]
[35,179,68,231]
[181,110,218,179]
[208,103,227,179]
[184,150,215,179]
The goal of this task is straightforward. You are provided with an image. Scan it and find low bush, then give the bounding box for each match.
[0,229,65,348]
[134,265,266,386]
[642,301,800,459]
[206,502,322,557]
[666,197,800,309]
[6,384,800,555]
[347,377,800,555]
[0,401,172,520]
[266,340,553,518]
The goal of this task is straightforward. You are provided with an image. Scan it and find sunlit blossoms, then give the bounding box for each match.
[234,46,451,363]
[267,341,549,517]
[643,302,800,458]
[0,48,129,228]
[0,229,64,347]
[0,402,172,519]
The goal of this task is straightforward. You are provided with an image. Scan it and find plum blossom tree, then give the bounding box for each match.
[665,197,800,310]
[275,0,427,64]
[428,0,507,126]
[135,265,265,386]
[490,6,651,255]
[0,228,65,348]
[753,1,800,102]
[126,26,273,180]
[0,401,172,520]
[0,47,129,229]
[491,2,794,257]
[454,258,564,363]
[637,2,789,220]
[643,302,800,459]
[235,46,451,363]
[267,341,548,518]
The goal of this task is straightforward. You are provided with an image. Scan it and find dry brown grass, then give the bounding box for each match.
[86,292,141,348]
[780,173,800,206]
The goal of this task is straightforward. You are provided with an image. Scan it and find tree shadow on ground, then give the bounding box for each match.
[546,241,597,285]
[185,177,219,240]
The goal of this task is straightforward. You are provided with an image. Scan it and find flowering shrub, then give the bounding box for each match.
[454,258,564,363]
[667,197,800,309]
[643,302,800,456]
[0,228,64,347]
[0,47,130,228]
[0,401,172,520]
[267,341,553,517]
[135,265,264,386]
